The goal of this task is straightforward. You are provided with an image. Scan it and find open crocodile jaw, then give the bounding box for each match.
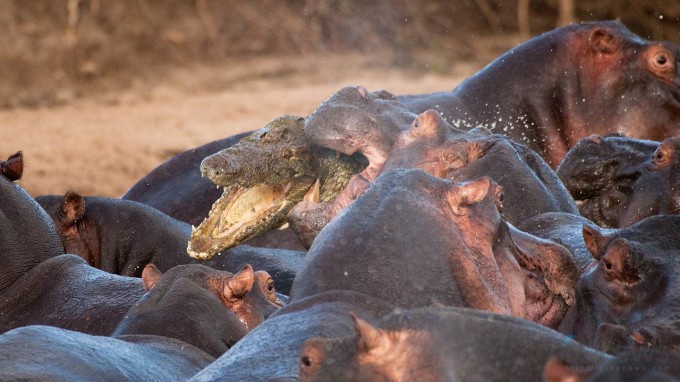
[187,181,311,260]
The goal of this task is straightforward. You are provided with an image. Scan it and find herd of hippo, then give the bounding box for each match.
[5,20,680,381]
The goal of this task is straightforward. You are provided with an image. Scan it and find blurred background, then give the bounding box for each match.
[1,0,678,197]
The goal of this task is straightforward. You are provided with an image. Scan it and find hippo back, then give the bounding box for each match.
[190,290,395,382]
[0,326,213,381]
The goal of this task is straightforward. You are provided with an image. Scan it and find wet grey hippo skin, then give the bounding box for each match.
[0,152,145,336]
[290,105,578,247]
[556,134,658,228]
[300,306,610,382]
[398,21,680,167]
[519,212,616,275]
[559,215,680,355]
[37,192,305,295]
[191,169,578,381]
[0,263,284,381]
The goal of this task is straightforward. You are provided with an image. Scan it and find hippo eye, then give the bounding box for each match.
[603,260,612,271]
[265,279,275,294]
[657,54,667,65]
[494,188,504,213]
[650,50,674,73]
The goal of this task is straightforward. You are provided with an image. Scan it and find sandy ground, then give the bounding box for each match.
[1,53,482,198]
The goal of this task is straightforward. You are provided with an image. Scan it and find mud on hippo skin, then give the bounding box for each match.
[398,21,680,166]
[291,169,578,328]
[300,306,609,382]
[557,134,658,228]
[559,215,680,354]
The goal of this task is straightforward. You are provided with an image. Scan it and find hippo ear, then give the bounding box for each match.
[350,312,384,353]
[543,357,587,382]
[141,263,162,290]
[226,264,254,297]
[1,151,24,182]
[61,191,85,224]
[652,139,675,170]
[465,139,494,163]
[447,177,491,216]
[589,27,620,54]
[582,224,607,260]
[409,110,446,139]
[356,86,370,102]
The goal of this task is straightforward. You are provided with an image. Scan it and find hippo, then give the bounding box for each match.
[620,137,680,227]
[545,351,680,381]
[398,21,680,166]
[190,169,577,381]
[116,263,284,341]
[188,115,365,259]
[299,306,609,382]
[0,151,142,335]
[519,212,615,274]
[0,263,283,381]
[291,169,577,327]
[37,191,305,294]
[556,134,658,228]
[289,109,578,247]
[559,215,680,354]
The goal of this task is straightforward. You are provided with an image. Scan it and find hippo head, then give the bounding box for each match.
[189,115,363,259]
[621,137,680,227]
[299,314,441,382]
[562,22,680,145]
[557,134,658,228]
[583,230,662,308]
[567,216,680,353]
[142,263,283,331]
[114,263,283,357]
[304,86,415,176]
[0,152,63,291]
[381,109,490,178]
[37,191,100,267]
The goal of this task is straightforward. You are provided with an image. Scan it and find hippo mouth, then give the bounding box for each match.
[187,181,313,260]
[523,271,571,328]
[509,228,577,328]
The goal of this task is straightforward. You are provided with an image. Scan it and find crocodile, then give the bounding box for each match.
[187,115,366,260]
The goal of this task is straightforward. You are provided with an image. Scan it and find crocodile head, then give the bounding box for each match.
[188,115,364,259]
